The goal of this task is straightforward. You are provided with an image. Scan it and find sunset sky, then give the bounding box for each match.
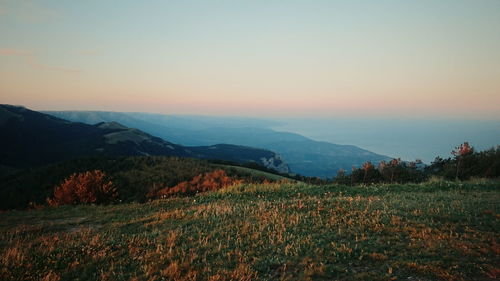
[1,0,500,119]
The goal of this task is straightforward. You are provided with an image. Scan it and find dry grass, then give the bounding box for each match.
[0,181,498,280]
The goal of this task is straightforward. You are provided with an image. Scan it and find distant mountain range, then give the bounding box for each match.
[0,105,289,173]
[45,110,391,177]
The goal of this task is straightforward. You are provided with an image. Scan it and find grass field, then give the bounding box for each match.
[1,180,499,281]
[216,164,290,181]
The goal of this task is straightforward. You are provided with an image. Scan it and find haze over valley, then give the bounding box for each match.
[272,118,500,163]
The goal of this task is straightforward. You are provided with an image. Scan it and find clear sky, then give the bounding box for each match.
[1,0,499,119]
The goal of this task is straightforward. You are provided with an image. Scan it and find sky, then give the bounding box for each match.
[1,0,500,119]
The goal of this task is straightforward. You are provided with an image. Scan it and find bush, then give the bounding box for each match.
[148,170,242,198]
[47,170,117,206]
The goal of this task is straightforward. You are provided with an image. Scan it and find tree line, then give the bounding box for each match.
[2,142,499,209]
[335,142,500,185]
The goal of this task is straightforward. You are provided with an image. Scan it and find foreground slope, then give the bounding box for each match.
[0,156,290,210]
[0,105,289,173]
[0,181,498,281]
[45,110,390,177]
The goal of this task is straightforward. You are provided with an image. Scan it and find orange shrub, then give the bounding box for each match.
[150,170,242,198]
[47,170,117,206]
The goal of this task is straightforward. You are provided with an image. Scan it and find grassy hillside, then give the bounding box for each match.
[0,181,498,281]
[214,164,289,181]
[0,156,291,210]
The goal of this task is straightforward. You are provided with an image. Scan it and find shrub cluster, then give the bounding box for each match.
[0,156,285,209]
[427,144,500,180]
[147,169,242,198]
[47,170,117,206]
[335,159,424,185]
[334,142,500,184]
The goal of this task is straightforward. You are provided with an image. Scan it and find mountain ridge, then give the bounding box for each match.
[45,110,391,177]
[1,105,289,173]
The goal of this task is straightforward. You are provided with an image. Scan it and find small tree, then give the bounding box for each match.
[452,142,474,180]
[388,158,401,183]
[362,161,374,183]
[334,169,350,185]
[47,170,117,206]
[350,166,357,186]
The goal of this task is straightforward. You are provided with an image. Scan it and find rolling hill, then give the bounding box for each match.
[0,155,292,210]
[45,110,391,177]
[0,105,289,173]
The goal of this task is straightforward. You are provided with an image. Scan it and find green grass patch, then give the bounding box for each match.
[215,164,291,181]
